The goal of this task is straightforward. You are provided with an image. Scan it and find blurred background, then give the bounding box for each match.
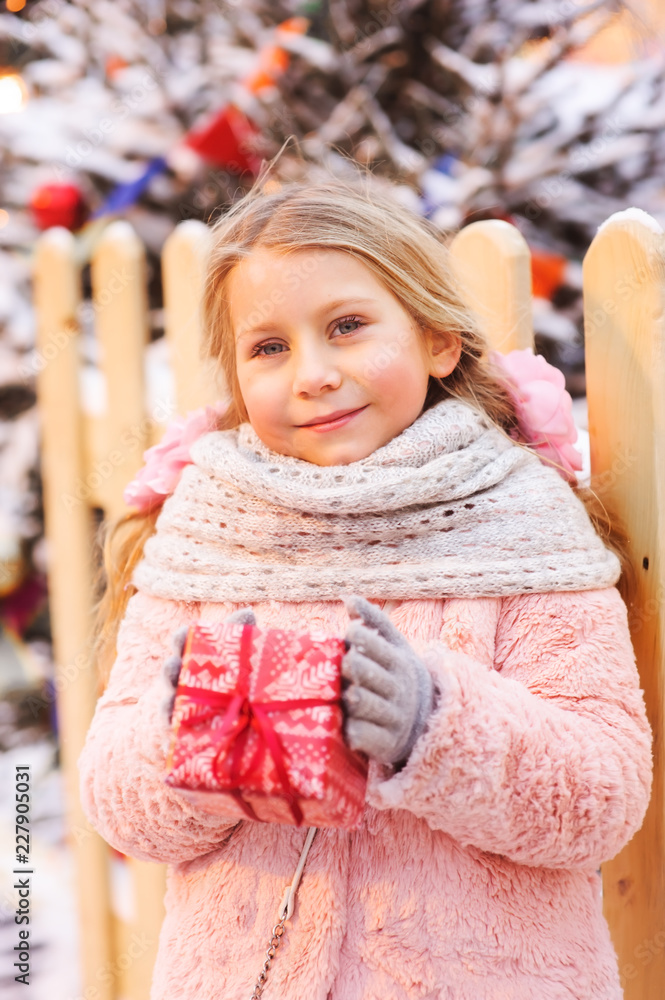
[0,1,664,996]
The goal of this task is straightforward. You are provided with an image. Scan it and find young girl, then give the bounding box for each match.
[78,177,652,1000]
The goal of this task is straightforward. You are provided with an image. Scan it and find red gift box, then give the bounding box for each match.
[164,622,368,828]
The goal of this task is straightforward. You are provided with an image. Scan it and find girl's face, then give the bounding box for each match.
[228,248,461,466]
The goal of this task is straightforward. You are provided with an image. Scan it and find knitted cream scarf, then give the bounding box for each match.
[131,397,620,604]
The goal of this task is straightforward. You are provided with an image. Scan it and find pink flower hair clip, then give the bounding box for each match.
[123,399,229,513]
[489,348,583,484]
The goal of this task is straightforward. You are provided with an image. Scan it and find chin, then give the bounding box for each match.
[305,445,372,467]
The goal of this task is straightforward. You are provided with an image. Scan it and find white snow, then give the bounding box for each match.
[596,207,664,235]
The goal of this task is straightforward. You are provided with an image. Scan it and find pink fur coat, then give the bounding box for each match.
[78,585,652,999]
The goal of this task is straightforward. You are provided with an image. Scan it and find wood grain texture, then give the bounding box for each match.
[33,229,115,1000]
[162,220,219,414]
[584,210,665,999]
[449,219,534,353]
[91,221,150,519]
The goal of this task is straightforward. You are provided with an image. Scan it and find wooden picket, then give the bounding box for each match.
[91,222,167,1000]
[33,229,115,1000]
[90,221,150,519]
[33,212,663,999]
[162,219,218,414]
[449,219,534,352]
[584,210,665,999]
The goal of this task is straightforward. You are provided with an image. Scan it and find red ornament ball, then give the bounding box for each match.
[30,182,88,231]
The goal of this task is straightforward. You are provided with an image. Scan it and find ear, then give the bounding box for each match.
[423,329,462,379]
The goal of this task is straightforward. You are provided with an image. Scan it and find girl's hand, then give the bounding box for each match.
[159,607,257,727]
[342,595,435,766]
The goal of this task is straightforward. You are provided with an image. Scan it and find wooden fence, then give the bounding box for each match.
[32,211,664,999]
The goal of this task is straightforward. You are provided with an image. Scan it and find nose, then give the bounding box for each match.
[291,342,342,396]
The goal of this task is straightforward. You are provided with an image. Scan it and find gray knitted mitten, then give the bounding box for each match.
[342,595,435,766]
[159,607,257,726]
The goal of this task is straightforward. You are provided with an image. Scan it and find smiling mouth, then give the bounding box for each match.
[297,405,369,430]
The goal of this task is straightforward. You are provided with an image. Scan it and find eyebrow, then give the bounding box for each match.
[235,297,379,342]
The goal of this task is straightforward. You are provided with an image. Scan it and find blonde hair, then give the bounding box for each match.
[92,172,627,688]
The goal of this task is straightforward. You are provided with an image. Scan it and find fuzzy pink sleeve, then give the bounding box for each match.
[77,589,240,864]
[367,588,653,869]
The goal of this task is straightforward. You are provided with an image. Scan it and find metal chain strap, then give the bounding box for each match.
[247,826,318,1000]
[249,911,288,999]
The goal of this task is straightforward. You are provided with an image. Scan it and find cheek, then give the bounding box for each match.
[363,347,429,405]
[237,366,284,425]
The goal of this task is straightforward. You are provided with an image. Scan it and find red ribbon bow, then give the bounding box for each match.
[176,625,339,826]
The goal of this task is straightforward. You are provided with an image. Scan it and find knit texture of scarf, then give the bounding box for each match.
[131,397,621,604]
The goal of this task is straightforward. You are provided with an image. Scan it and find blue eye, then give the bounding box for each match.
[249,316,364,359]
[336,316,360,334]
[250,342,285,358]
[334,316,363,335]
